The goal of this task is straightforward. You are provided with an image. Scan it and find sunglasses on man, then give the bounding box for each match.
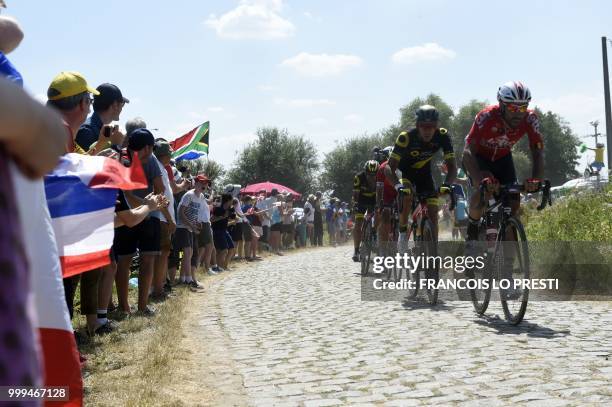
[504,103,529,113]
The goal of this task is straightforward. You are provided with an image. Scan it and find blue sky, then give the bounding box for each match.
[6,0,612,172]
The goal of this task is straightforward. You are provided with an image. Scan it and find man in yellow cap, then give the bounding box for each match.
[46,71,99,154]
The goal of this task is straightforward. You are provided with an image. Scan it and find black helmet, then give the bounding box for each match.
[415,105,439,123]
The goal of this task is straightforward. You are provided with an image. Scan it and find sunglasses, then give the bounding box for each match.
[505,103,528,113]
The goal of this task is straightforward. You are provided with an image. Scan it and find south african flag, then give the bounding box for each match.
[170,122,209,161]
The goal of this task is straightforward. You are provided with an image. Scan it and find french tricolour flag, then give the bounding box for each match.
[45,153,146,277]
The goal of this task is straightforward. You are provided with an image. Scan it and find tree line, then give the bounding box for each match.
[204,94,580,202]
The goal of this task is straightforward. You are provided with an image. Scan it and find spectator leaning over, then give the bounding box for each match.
[211,193,235,270]
[196,178,215,274]
[151,140,177,300]
[239,195,253,261]
[114,129,168,316]
[175,175,208,289]
[46,72,109,335]
[313,191,324,246]
[75,83,128,153]
[269,189,283,255]
[304,194,315,246]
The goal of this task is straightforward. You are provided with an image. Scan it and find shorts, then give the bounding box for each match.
[469,152,517,186]
[270,222,283,232]
[175,228,195,250]
[242,222,253,242]
[400,166,438,203]
[114,217,161,257]
[253,226,263,238]
[354,201,375,220]
[159,221,173,252]
[281,223,293,234]
[230,224,243,242]
[197,222,213,247]
[213,230,234,251]
[454,219,468,228]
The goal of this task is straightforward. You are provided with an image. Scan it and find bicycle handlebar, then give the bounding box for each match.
[478,179,552,211]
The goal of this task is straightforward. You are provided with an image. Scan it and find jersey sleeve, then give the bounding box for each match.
[525,112,544,151]
[390,131,409,162]
[439,128,455,160]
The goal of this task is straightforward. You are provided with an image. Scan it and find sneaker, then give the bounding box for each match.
[150,292,169,303]
[207,269,218,276]
[94,321,116,336]
[352,253,359,262]
[135,306,156,317]
[189,281,205,292]
[212,266,224,273]
[252,256,263,261]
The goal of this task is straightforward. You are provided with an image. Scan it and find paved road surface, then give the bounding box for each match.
[182,246,612,406]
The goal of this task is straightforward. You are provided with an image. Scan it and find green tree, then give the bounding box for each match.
[450,99,488,162]
[184,157,225,184]
[514,108,580,185]
[226,127,319,194]
[320,133,385,202]
[399,93,454,130]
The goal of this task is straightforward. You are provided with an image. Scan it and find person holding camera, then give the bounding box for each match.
[211,193,236,271]
[75,83,128,153]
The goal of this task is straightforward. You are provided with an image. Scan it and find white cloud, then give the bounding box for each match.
[205,0,295,40]
[391,43,456,65]
[280,52,363,77]
[308,117,328,126]
[257,84,277,92]
[344,113,363,123]
[274,97,336,108]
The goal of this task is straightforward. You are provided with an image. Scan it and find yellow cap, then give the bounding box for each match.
[47,71,100,100]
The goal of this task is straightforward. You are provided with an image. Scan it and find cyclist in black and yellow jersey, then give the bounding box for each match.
[385,105,457,246]
[352,160,379,262]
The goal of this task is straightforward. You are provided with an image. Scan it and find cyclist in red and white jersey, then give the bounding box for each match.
[375,146,397,250]
[462,81,544,244]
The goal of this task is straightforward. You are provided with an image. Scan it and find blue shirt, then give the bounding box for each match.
[76,111,103,151]
[0,51,23,86]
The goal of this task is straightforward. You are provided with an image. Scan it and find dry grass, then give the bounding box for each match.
[76,241,339,406]
[76,280,191,406]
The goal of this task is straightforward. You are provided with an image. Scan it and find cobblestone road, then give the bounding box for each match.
[185,246,612,406]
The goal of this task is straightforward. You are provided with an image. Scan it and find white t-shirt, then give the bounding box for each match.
[156,160,175,224]
[304,201,315,222]
[177,189,207,231]
[260,197,275,227]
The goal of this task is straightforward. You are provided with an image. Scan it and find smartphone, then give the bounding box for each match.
[104,126,112,137]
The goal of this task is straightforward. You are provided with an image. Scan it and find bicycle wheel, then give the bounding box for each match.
[421,218,439,305]
[360,221,373,276]
[469,226,492,314]
[499,217,530,325]
[406,225,420,299]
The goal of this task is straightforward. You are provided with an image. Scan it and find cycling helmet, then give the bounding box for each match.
[497,81,532,104]
[415,105,439,123]
[364,159,380,174]
[381,146,393,160]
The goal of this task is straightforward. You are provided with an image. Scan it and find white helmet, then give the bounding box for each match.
[497,81,532,104]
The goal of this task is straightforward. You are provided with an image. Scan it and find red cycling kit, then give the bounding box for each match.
[376,160,397,206]
[465,105,544,184]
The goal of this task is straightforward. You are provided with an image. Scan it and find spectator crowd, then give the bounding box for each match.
[0,8,354,394]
